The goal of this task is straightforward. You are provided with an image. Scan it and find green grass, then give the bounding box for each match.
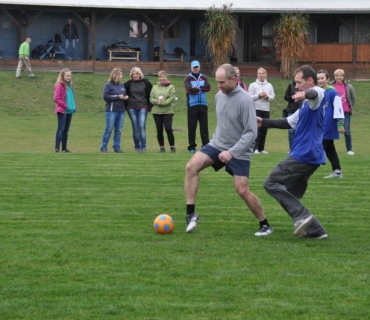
[0,70,369,319]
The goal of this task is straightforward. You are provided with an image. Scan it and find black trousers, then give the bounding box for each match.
[254,110,270,152]
[153,114,175,147]
[323,139,341,171]
[187,105,209,151]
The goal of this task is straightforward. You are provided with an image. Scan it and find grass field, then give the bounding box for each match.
[0,70,369,319]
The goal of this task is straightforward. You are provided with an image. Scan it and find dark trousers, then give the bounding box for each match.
[55,113,72,150]
[187,105,209,151]
[153,114,175,147]
[264,156,326,236]
[254,110,270,152]
[323,139,341,171]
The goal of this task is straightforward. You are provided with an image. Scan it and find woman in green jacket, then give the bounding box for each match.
[150,70,176,153]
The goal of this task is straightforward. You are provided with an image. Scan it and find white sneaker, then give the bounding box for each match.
[324,171,343,179]
[255,225,273,236]
[260,150,269,154]
[293,216,314,236]
[347,151,355,155]
[186,213,200,233]
[254,150,259,154]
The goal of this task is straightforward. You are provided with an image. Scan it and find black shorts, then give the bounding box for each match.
[200,144,251,177]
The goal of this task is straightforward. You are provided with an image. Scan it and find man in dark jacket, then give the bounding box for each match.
[284,80,301,151]
[184,61,211,153]
[62,19,79,60]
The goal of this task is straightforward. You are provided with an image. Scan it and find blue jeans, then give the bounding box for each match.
[127,108,148,150]
[55,113,73,150]
[288,112,296,150]
[100,111,125,151]
[343,113,352,151]
[65,39,76,59]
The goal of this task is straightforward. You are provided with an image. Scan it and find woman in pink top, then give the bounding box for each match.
[332,69,356,155]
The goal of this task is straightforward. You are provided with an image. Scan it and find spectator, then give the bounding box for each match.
[184,60,211,153]
[332,69,356,155]
[16,38,36,79]
[248,67,275,154]
[283,80,301,151]
[100,68,128,153]
[54,68,76,153]
[124,67,153,153]
[317,69,344,179]
[150,70,177,153]
[234,67,248,91]
[62,18,79,60]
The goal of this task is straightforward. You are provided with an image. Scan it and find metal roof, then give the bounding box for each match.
[1,0,370,12]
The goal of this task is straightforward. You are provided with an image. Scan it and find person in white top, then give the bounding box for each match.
[248,67,275,154]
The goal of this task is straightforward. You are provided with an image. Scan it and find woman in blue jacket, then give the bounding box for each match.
[100,68,128,153]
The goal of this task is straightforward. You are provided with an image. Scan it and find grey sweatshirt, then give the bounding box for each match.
[210,85,257,160]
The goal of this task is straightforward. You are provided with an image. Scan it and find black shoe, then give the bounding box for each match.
[114,149,124,153]
[159,147,165,153]
[186,213,200,233]
[62,149,72,153]
[170,147,176,153]
[55,149,60,153]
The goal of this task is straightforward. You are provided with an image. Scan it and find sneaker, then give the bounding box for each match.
[114,149,124,153]
[324,171,343,179]
[29,74,36,78]
[135,148,141,153]
[16,76,21,79]
[101,150,108,153]
[260,150,269,154]
[141,148,146,153]
[170,147,176,153]
[186,213,200,233]
[302,233,328,240]
[62,149,72,153]
[254,150,259,154]
[293,216,314,236]
[347,151,355,155]
[255,225,273,236]
[160,147,165,153]
[55,148,60,153]
[189,149,196,153]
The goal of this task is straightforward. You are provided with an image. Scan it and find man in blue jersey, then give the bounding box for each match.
[316,69,345,179]
[257,65,328,240]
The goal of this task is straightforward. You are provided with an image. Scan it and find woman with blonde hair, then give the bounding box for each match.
[100,68,128,153]
[150,70,176,153]
[124,67,153,153]
[248,67,275,154]
[54,68,76,153]
[332,69,356,155]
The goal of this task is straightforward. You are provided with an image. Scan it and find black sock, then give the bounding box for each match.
[187,205,195,215]
[259,219,269,228]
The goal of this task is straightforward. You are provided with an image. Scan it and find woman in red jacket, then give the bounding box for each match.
[54,68,77,153]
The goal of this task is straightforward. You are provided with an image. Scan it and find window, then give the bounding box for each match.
[164,21,180,39]
[130,20,148,38]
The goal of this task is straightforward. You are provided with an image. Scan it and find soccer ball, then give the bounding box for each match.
[153,214,175,234]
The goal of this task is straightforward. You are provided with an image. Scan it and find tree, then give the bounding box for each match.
[200,4,238,73]
[274,13,310,79]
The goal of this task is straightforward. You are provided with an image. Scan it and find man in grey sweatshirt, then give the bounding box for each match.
[184,63,273,236]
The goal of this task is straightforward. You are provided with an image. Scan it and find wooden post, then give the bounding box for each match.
[91,11,96,68]
[352,15,358,65]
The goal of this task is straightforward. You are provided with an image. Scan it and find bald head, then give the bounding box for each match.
[216,64,237,94]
